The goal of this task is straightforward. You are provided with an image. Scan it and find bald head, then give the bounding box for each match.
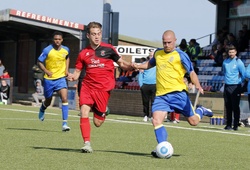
[162,30,177,53]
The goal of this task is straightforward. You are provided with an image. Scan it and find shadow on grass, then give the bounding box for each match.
[32,146,80,153]
[6,127,58,132]
[96,150,180,158]
[31,146,181,158]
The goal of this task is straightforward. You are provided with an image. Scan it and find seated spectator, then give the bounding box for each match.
[0,69,10,79]
[184,73,196,93]
[213,43,225,67]
[208,44,217,59]
[32,64,44,89]
[191,60,199,75]
[242,24,250,40]
[227,33,238,51]
[117,70,137,83]
[188,39,201,61]
[32,79,44,106]
[179,39,191,57]
[0,59,5,76]
[0,79,10,104]
[237,30,249,53]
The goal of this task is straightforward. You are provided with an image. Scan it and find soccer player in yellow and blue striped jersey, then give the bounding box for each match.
[37,31,70,132]
[133,30,213,158]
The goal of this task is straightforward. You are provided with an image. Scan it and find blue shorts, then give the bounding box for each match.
[152,91,195,118]
[43,77,67,98]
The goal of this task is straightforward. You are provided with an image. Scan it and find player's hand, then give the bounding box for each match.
[197,86,204,94]
[132,62,139,71]
[46,71,53,78]
[67,73,74,81]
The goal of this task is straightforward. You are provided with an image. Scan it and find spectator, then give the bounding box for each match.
[213,43,225,67]
[222,45,245,131]
[117,70,138,88]
[227,33,238,51]
[188,39,201,61]
[179,38,191,57]
[138,52,156,122]
[32,64,44,89]
[208,44,218,59]
[242,24,250,40]
[0,69,10,79]
[244,63,250,127]
[237,30,249,53]
[0,79,10,104]
[184,73,196,94]
[32,79,44,107]
[0,59,5,76]
[191,60,199,75]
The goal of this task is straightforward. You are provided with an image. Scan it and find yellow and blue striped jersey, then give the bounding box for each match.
[149,48,193,96]
[38,45,69,80]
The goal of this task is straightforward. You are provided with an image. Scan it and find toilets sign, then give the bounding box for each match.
[115,46,156,56]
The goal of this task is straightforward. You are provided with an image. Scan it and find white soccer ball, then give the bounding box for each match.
[156,141,174,159]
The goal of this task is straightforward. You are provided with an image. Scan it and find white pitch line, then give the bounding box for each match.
[1,107,250,137]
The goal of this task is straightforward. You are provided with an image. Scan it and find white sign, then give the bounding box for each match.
[10,9,84,30]
[115,46,156,56]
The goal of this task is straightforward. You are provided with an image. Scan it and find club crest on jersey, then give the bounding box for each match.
[100,50,105,56]
[169,56,174,62]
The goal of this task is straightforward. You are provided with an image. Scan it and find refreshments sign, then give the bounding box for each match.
[9,9,84,30]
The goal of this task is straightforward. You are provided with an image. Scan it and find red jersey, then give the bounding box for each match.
[75,42,120,91]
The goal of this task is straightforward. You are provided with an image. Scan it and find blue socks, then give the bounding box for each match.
[62,103,69,121]
[154,125,168,143]
[195,107,203,120]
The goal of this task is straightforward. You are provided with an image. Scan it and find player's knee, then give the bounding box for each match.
[93,119,104,127]
[188,118,199,126]
[94,121,103,127]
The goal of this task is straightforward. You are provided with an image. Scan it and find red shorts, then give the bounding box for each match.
[80,85,110,120]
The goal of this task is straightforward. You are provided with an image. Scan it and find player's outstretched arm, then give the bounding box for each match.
[116,58,133,71]
[189,71,204,94]
[67,69,81,81]
[132,61,151,71]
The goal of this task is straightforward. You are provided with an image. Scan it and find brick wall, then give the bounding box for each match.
[108,89,144,117]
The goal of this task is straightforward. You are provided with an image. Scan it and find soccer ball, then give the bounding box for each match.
[156,141,174,159]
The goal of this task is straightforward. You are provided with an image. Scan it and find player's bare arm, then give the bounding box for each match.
[37,61,53,78]
[68,69,81,81]
[116,58,133,70]
[65,57,70,76]
[189,71,203,94]
[132,61,152,71]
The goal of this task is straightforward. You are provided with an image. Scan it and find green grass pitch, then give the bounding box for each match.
[1,104,250,170]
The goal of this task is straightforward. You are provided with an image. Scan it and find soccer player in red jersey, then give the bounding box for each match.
[68,22,133,153]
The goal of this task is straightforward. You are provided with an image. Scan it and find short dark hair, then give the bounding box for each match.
[87,22,102,34]
[228,45,237,51]
[52,31,63,38]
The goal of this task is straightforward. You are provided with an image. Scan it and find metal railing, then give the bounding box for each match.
[196,33,216,47]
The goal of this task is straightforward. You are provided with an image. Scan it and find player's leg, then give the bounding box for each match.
[58,88,70,131]
[179,94,213,126]
[38,79,53,121]
[55,78,70,131]
[92,90,110,127]
[79,86,94,153]
[80,104,93,153]
[152,111,168,143]
[151,96,169,158]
